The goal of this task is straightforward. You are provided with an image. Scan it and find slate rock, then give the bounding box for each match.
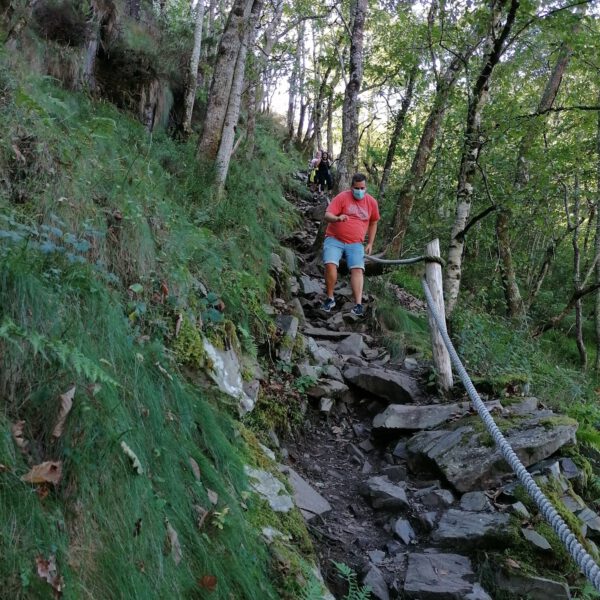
[270,252,284,272]
[407,416,578,492]
[382,465,407,483]
[560,457,582,481]
[245,466,293,512]
[360,476,410,510]
[337,333,365,357]
[511,501,531,519]
[307,378,349,399]
[417,511,439,532]
[465,584,492,600]
[576,507,600,539]
[494,570,571,600]
[303,325,353,339]
[460,492,493,512]
[393,441,409,460]
[279,465,332,521]
[393,518,417,544]
[373,403,464,431]
[322,364,344,382]
[275,315,299,363]
[295,362,320,380]
[280,247,297,273]
[363,565,390,600]
[404,552,480,598]
[414,487,454,509]
[300,275,322,296]
[325,312,345,330]
[289,297,306,325]
[368,550,386,565]
[320,397,334,413]
[306,337,334,365]
[343,365,420,403]
[560,492,585,513]
[506,397,539,415]
[521,528,551,551]
[433,509,512,548]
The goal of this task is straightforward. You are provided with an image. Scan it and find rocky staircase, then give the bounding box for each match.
[246,186,600,600]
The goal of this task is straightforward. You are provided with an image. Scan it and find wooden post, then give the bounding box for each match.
[425,239,453,392]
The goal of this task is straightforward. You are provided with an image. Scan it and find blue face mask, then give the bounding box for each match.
[352,188,366,200]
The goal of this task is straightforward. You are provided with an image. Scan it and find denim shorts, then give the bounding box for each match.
[323,236,365,270]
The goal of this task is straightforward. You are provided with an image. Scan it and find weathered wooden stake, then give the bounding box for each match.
[425,239,453,392]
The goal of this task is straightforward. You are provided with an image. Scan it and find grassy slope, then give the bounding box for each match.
[0,50,315,599]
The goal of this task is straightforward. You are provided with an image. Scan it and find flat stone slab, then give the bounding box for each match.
[495,570,571,599]
[279,465,332,521]
[343,365,420,403]
[300,275,322,296]
[460,491,493,512]
[407,415,578,492]
[432,509,512,548]
[521,527,551,551]
[303,325,353,339]
[244,466,293,513]
[360,476,410,510]
[307,378,349,399]
[404,552,490,599]
[337,333,364,357]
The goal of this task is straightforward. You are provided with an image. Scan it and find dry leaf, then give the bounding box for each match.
[194,505,210,530]
[165,520,182,565]
[155,362,173,381]
[207,489,219,505]
[0,464,8,472]
[505,558,521,570]
[120,441,143,475]
[22,461,63,486]
[36,485,51,501]
[36,554,64,597]
[52,386,76,439]
[199,575,217,592]
[189,457,201,481]
[11,420,29,453]
[175,313,183,338]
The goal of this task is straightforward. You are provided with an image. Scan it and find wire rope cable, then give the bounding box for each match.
[422,278,600,591]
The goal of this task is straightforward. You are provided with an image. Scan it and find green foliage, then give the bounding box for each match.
[334,562,372,600]
[293,375,317,394]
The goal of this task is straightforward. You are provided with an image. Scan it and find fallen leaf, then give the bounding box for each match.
[175,313,183,338]
[22,461,63,486]
[120,441,143,475]
[165,520,182,565]
[505,557,521,570]
[199,575,217,592]
[194,505,210,530]
[12,144,26,163]
[11,420,29,453]
[160,281,169,297]
[207,489,218,505]
[36,554,64,597]
[189,457,201,481]
[36,484,51,501]
[52,386,76,438]
[155,362,173,381]
[0,464,9,472]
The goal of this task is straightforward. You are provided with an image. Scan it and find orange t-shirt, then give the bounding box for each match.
[325,190,380,244]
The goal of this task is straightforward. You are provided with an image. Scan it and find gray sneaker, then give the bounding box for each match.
[321,297,336,312]
[351,303,364,317]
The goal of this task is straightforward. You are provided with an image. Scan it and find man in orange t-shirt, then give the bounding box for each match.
[321,173,380,317]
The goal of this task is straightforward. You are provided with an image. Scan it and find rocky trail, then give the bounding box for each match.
[249,185,599,599]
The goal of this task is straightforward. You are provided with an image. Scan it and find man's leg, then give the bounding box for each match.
[350,268,363,305]
[325,263,338,298]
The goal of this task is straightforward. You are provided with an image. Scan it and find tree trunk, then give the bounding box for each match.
[335,0,368,193]
[214,0,263,190]
[182,0,205,137]
[388,53,466,257]
[571,177,587,368]
[378,66,417,200]
[595,88,600,371]
[197,0,251,162]
[286,23,303,143]
[444,0,519,317]
[5,0,39,49]
[312,65,332,155]
[245,78,257,160]
[498,34,576,319]
[326,90,334,157]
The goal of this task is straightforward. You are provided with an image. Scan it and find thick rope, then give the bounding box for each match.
[422,278,600,591]
[366,254,446,267]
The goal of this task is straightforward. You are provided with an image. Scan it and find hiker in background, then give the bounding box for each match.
[321,173,379,317]
[316,150,333,195]
[308,157,319,193]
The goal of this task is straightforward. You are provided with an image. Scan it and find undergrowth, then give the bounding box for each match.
[0,52,308,599]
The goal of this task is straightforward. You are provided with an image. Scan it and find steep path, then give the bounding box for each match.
[267,183,590,599]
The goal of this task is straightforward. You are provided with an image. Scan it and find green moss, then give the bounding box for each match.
[172,315,210,369]
[539,415,579,429]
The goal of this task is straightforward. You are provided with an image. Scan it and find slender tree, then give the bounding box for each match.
[182,0,206,137]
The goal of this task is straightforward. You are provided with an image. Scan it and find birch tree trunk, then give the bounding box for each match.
[378,66,417,199]
[388,53,466,257]
[571,177,587,368]
[444,0,519,317]
[286,23,303,143]
[326,90,334,157]
[214,0,263,190]
[182,0,205,137]
[335,0,368,193]
[197,0,251,162]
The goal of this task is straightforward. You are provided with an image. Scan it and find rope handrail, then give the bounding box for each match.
[421,278,600,592]
[365,254,446,267]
